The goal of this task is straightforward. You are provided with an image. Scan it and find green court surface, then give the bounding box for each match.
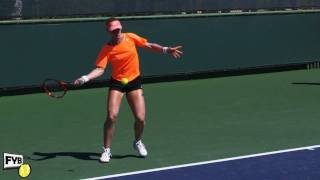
[1,69,320,179]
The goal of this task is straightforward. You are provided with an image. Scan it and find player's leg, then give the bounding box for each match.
[100,89,124,163]
[126,89,148,157]
[126,89,145,141]
[104,89,124,148]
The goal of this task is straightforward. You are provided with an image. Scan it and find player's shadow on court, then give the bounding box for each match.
[28,152,143,161]
[292,82,320,86]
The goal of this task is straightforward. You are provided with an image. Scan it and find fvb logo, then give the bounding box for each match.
[3,153,31,178]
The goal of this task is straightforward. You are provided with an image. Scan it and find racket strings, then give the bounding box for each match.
[43,79,67,98]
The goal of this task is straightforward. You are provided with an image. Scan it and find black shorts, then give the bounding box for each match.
[109,76,142,93]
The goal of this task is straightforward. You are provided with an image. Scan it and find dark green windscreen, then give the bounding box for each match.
[0,0,319,19]
[0,12,319,87]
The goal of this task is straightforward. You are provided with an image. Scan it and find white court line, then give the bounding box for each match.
[82,144,320,180]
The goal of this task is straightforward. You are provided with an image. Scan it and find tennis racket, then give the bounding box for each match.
[42,79,73,99]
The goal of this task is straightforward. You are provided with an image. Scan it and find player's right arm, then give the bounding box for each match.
[75,44,109,86]
[74,67,105,85]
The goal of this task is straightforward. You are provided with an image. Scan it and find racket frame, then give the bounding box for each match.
[42,78,68,99]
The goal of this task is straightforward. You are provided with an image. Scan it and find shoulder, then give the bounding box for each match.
[99,43,112,54]
[124,32,148,47]
[102,42,113,50]
[125,32,137,36]
[125,32,144,39]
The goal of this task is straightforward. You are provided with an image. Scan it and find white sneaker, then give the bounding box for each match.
[100,147,111,163]
[133,140,148,157]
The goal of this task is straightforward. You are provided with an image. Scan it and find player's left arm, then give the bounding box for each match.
[144,42,183,59]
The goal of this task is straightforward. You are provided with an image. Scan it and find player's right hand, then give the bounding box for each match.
[74,78,85,86]
[74,75,90,86]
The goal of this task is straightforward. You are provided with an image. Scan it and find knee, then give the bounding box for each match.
[106,112,118,124]
[135,112,145,124]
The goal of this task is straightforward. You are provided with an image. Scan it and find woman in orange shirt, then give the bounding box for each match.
[74,18,182,163]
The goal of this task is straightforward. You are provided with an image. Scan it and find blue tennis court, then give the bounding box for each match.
[84,145,320,180]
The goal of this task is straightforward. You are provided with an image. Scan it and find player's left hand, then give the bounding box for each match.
[168,46,183,59]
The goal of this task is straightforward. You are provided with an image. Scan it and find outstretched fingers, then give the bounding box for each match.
[170,46,183,59]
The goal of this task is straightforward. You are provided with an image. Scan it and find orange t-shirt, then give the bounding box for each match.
[95,33,148,82]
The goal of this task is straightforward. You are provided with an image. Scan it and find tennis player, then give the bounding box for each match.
[74,18,183,163]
